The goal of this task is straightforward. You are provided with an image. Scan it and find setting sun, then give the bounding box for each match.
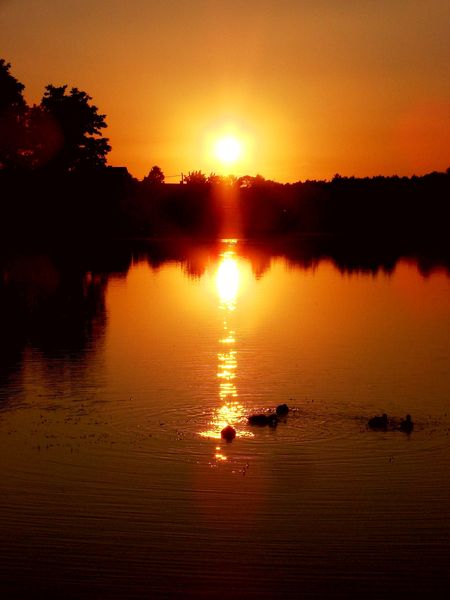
[214,136,242,165]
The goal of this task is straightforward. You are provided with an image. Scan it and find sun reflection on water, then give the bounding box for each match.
[200,241,253,448]
[216,255,239,310]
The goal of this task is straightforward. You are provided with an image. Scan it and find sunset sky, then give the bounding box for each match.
[1,0,449,181]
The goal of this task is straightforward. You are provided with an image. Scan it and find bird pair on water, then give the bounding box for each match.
[248,402,289,427]
[368,413,414,433]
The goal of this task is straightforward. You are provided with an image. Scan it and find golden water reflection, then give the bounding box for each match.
[216,254,239,310]
[200,241,252,449]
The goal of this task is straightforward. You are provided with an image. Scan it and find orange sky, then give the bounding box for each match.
[1,0,449,181]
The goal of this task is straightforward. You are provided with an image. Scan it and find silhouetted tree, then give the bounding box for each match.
[206,173,239,187]
[237,175,253,188]
[207,173,223,185]
[0,59,25,113]
[0,59,27,169]
[238,174,266,188]
[20,104,63,169]
[144,165,165,184]
[183,170,207,185]
[40,85,111,171]
[253,174,266,186]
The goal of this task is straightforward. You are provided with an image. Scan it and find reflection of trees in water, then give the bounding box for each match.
[0,237,447,401]
[245,237,449,277]
[104,236,450,281]
[26,270,107,359]
[0,283,24,394]
[0,253,113,400]
[133,237,449,279]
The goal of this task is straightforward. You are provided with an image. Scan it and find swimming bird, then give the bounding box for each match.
[221,425,236,441]
[368,413,388,429]
[276,403,289,417]
[248,413,278,427]
[399,414,414,433]
[248,414,268,426]
[267,413,279,428]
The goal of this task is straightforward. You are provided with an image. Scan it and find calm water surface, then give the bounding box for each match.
[0,240,449,598]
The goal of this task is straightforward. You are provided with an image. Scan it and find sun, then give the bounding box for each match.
[214,136,242,165]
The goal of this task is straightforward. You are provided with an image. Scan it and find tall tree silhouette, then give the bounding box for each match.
[144,165,165,184]
[0,59,27,169]
[41,85,111,171]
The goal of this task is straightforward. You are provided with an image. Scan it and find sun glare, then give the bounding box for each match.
[214,136,242,165]
[216,255,239,308]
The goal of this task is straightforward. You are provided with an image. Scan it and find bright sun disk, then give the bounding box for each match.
[214,136,242,164]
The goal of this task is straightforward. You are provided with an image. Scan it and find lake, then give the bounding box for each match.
[0,239,449,599]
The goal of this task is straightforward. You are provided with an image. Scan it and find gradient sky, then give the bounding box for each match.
[1,0,449,181]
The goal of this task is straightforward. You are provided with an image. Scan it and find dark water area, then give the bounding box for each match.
[0,238,449,598]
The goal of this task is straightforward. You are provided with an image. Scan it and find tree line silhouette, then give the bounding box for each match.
[1,59,449,259]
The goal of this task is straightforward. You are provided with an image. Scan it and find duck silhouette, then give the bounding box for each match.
[248,413,278,427]
[276,403,289,417]
[368,413,388,429]
[399,414,414,433]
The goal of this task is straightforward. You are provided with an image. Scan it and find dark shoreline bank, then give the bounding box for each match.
[1,169,449,236]
[0,168,448,276]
